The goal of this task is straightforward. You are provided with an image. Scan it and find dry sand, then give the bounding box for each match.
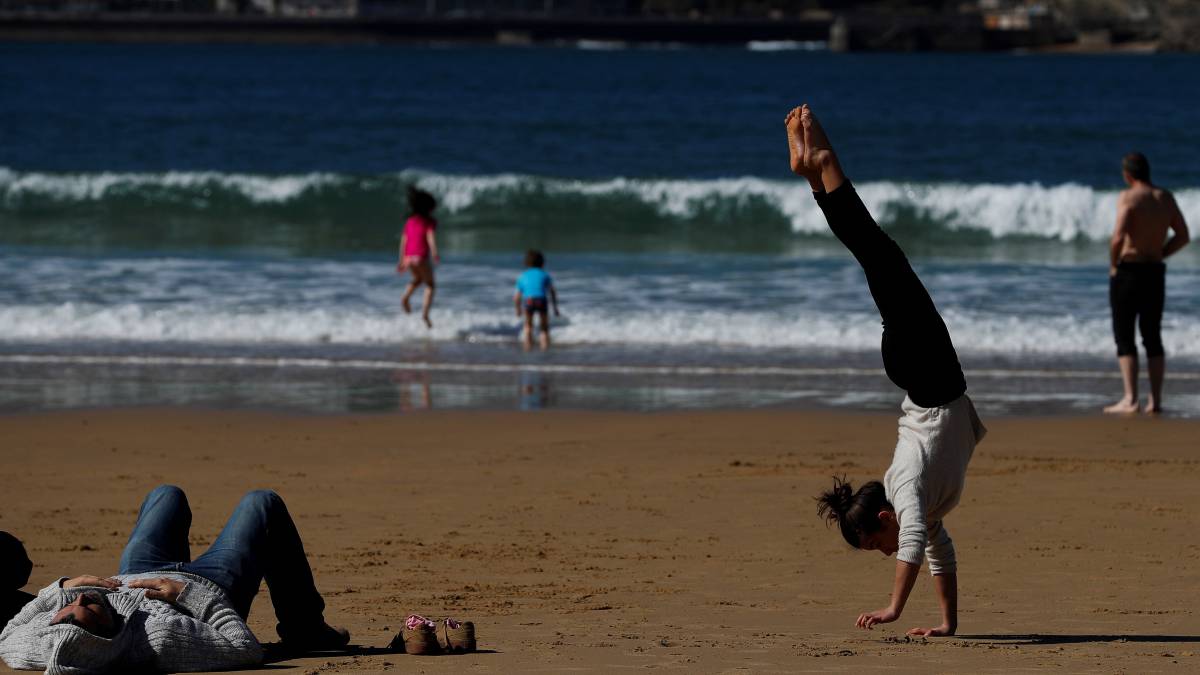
[1,408,1198,673]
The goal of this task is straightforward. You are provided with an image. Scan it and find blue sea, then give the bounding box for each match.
[2,44,1199,415]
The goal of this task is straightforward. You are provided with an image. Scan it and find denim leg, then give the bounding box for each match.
[184,490,326,627]
[118,485,193,575]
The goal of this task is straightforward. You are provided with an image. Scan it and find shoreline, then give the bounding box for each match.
[4,344,1200,417]
[1,407,1197,673]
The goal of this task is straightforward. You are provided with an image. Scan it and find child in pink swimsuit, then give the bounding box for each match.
[398,186,440,328]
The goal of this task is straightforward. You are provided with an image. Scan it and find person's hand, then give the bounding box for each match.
[856,606,899,630]
[127,577,187,603]
[63,576,119,589]
[907,623,955,637]
[1109,265,1118,277]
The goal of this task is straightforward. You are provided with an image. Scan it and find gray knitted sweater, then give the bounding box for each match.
[0,571,262,674]
[884,394,987,576]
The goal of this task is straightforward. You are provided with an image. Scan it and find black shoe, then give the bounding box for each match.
[277,622,351,651]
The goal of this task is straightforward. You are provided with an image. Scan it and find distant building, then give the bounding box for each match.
[978,0,1051,31]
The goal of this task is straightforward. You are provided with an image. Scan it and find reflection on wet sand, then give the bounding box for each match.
[518,370,553,410]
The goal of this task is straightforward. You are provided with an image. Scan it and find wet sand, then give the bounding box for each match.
[1,408,1198,673]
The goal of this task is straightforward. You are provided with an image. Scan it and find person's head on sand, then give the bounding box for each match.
[407,185,437,218]
[524,249,545,269]
[1,530,33,591]
[1122,152,1150,186]
[816,476,900,556]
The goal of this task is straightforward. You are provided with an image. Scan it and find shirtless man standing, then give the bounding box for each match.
[1104,152,1190,415]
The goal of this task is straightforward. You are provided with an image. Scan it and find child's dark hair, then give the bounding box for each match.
[1122,152,1150,182]
[524,249,545,268]
[407,185,437,217]
[815,476,892,549]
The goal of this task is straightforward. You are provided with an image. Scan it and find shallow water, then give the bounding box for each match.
[2,44,1198,415]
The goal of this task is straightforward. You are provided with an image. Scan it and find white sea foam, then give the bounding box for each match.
[0,167,343,204]
[363,171,1200,243]
[3,302,1199,358]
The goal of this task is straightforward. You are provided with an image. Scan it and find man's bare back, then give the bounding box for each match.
[1104,153,1190,415]
[1113,184,1184,263]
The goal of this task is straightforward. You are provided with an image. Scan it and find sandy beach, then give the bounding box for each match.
[1,408,1197,673]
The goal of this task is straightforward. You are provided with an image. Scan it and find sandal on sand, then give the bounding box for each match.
[437,617,476,653]
[392,614,441,656]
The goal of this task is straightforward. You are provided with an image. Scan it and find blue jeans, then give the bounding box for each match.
[118,485,326,632]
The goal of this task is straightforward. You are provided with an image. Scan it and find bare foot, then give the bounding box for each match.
[422,313,432,329]
[1103,397,1140,415]
[799,105,845,192]
[401,296,412,314]
[1143,400,1162,415]
[785,106,807,177]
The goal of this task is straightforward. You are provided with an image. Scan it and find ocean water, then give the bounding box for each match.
[2,44,1199,415]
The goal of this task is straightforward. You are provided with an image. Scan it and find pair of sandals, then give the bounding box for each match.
[389,614,476,655]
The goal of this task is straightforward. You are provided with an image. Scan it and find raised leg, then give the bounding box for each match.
[792,105,966,407]
[401,279,419,314]
[118,485,192,575]
[184,490,344,648]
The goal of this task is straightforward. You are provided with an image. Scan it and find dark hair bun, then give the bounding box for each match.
[816,475,854,524]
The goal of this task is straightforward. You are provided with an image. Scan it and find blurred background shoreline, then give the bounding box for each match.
[3,43,1198,417]
[1,1,1198,53]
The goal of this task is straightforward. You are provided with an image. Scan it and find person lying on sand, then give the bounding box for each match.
[0,486,348,673]
[785,104,986,637]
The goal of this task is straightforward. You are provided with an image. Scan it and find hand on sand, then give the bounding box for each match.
[855,606,898,630]
[127,577,187,603]
[907,624,955,637]
[63,576,120,589]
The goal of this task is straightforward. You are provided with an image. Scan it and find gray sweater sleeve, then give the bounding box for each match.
[145,581,262,672]
[924,521,956,575]
[0,580,67,669]
[890,478,929,568]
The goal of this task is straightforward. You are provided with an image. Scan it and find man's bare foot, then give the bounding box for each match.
[1143,400,1162,415]
[1103,397,1140,415]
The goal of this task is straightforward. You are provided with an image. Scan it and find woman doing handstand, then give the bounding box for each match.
[787,104,987,637]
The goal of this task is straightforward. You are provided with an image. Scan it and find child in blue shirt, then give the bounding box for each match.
[513,249,560,350]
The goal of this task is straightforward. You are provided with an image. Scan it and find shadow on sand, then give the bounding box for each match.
[957,634,1200,646]
[262,644,499,665]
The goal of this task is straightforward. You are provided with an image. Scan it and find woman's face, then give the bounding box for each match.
[858,510,900,557]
